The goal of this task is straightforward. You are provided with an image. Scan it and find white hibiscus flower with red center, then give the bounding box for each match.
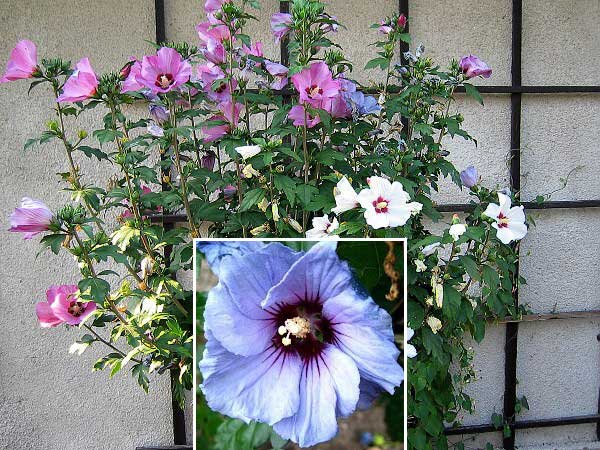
[357,176,422,229]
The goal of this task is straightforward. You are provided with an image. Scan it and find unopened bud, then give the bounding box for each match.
[257,198,269,212]
[284,217,303,233]
[250,223,269,236]
[140,256,154,279]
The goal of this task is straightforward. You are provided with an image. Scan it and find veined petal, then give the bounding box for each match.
[386,203,413,227]
[493,223,513,244]
[262,242,352,309]
[205,281,274,356]
[273,345,360,447]
[323,290,404,393]
[217,242,300,318]
[200,331,302,425]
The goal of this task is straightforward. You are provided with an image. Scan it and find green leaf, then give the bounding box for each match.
[77,145,108,160]
[78,277,110,303]
[40,234,67,255]
[111,225,140,251]
[213,419,274,450]
[463,83,484,105]
[239,188,265,212]
[274,175,297,207]
[68,334,95,355]
[296,184,319,207]
[93,129,123,145]
[460,255,481,281]
[132,363,149,392]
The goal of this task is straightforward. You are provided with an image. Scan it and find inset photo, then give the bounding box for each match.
[194,239,407,450]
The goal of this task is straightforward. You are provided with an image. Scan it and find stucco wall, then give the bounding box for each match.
[0,1,175,449]
[1,1,599,450]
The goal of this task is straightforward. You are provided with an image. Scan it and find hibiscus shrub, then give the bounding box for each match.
[196,240,405,449]
[4,0,530,447]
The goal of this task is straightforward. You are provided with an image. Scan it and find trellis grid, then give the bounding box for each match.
[398,0,600,448]
[145,0,600,448]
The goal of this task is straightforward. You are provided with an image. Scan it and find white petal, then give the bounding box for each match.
[483,202,501,219]
[386,203,412,227]
[364,208,389,229]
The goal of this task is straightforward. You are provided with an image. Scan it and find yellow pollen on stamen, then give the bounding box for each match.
[279,316,311,346]
[159,75,171,88]
[376,201,388,210]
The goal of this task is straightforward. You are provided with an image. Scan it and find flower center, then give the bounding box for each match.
[497,212,510,228]
[278,316,311,346]
[305,84,323,98]
[269,300,335,362]
[68,301,87,317]
[156,73,174,89]
[215,82,227,93]
[324,222,334,233]
[373,196,389,213]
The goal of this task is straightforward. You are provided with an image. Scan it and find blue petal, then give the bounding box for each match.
[215,242,300,319]
[356,379,386,409]
[200,330,303,425]
[196,241,266,276]
[273,345,360,447]
[204,282,274,356]
[323,289,404,394]
[262,241,352,309]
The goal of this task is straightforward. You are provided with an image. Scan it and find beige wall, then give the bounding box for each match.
[1,1,599,449]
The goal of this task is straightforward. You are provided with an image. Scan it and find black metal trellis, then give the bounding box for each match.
[147,0,600,448]
[152,1,191,448]
[396,0,600,447]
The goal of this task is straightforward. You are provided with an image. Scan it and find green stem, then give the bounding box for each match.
[83,324,141,363]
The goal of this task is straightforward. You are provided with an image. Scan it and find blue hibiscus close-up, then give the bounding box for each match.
[198,241,403,447]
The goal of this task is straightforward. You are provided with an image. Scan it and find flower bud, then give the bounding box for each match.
[250,223,269,236]
[46,120,59,132]
[223,184,237,201]
[426,316,442,334]
[284,217,303,233]
[119,60,134,80]
[257,197,269,212]
[275,164,285,173]
[140,256,154,279]
[150,104,170,124]
[397,13,407,28]
[201,151,216,170]
[460,165,479,188]
[272,202,280,222]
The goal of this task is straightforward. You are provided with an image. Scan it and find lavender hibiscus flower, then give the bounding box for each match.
[199,241,403,447]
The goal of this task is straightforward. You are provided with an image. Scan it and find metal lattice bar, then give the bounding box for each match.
[445,414,600,436]
[153,0,189,447]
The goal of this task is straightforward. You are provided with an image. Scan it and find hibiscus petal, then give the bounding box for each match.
[507,205,525,223]
[323,289,404,393]
[200,330,302,425]
[35,302,62,328]
[273,345,360,447]
[204,281,274,356]
[217,243,300,318]
[262,241,352,309]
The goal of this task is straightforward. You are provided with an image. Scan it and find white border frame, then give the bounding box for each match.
[192,238,408,449]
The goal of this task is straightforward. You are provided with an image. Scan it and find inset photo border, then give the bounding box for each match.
[193,238,407,450]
